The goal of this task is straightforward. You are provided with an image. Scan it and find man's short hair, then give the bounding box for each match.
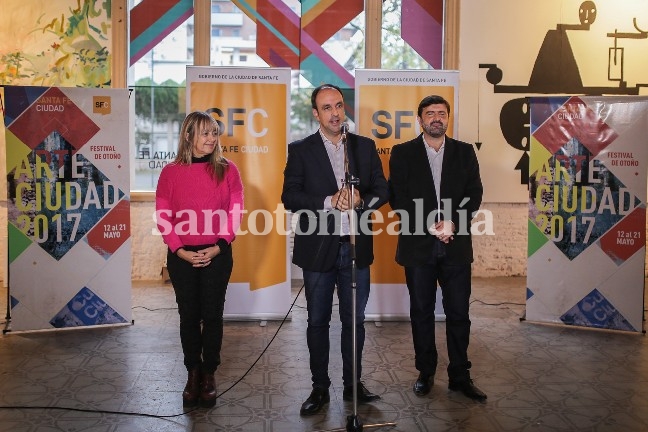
[311,83,344,109]
[418,95,451,117]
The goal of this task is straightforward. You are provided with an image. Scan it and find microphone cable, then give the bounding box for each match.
[0,133,354,421]
[0,276,309,421]
[0,206,344,422]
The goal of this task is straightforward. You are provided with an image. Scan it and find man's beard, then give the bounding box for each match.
[423,121,447,138]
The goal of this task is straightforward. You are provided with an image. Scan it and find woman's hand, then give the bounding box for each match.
[177,246,221,267]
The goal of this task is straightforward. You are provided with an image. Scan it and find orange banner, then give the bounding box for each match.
[356,69,459,319]
[187,68,290,293]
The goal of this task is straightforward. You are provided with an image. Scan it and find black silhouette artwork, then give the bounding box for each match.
[478,1,648,185]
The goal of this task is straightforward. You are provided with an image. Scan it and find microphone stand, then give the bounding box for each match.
[333,127,395,432]
[344,135,362,432]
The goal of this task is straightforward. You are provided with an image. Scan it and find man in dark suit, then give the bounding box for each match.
[388,95,486,402]
[282,84,389,416]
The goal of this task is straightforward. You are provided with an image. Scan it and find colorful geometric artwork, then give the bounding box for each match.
[3,86,132,332]
[231,0,443,87]
[560,289,635,332]
[526,96,648,332]
[529,96,641,262]
[401,0,444,69]
[6,87,127,262]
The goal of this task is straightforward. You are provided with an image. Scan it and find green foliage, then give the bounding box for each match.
[381,0,432,69]
[290,87,317,140]
[133,77,185,123]
[0,52,28,83]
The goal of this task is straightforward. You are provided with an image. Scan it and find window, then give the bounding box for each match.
[126,0,434,191]
[382,0,439,69]
[128,11,191,191]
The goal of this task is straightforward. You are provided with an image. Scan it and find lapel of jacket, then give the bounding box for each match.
[440,136,456,199]
[308,131,339,191]
[412,135,437,204]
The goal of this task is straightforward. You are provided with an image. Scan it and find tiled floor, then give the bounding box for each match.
[0,277,647,432]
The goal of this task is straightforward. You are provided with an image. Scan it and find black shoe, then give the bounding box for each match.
[343,382,381,403]
[413,373,433,396]
[448,379,487,402]
[299,388,330,416]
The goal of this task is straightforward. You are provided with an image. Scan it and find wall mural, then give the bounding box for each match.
[460,0,648,202]
[0,0,112,87]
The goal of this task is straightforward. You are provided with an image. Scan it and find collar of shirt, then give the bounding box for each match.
[320,128,344,150]
[422,134,445,154]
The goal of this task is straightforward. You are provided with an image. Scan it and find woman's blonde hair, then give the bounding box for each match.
[174,111,228,181]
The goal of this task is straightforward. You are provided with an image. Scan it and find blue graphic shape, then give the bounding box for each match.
[529,96,570,134]
[50,287,128,328]
[526,287,534,300]
[560,288,635,331]
[3,86,49,126]
[10,295,19,310]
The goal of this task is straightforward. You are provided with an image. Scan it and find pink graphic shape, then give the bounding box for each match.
[401,0,443,69]
[533,97,618,157]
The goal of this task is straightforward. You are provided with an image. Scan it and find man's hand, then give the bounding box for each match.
[429,220,454,243]
[332,188,361,210]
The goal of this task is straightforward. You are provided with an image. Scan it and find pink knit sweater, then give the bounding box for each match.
[155,160,244,253]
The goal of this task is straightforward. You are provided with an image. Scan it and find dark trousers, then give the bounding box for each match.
[166,245,233,373]
[404,250,472,383]
[302,242,371,389]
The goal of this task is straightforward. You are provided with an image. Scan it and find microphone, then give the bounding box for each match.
[341,122,350,174]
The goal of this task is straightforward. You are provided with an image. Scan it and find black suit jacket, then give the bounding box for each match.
[388,135,483,266]
[282,130,389,272]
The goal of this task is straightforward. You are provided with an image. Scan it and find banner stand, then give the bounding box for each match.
[526,96,648,333]
[355,69,460,322]
[186,66,292,321]
[3,86,132,333]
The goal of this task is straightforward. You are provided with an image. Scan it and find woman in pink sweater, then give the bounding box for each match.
[156,111,244,408]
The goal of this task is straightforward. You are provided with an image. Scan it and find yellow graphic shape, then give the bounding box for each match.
[529,135,552,178]
[5,129,31,173]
